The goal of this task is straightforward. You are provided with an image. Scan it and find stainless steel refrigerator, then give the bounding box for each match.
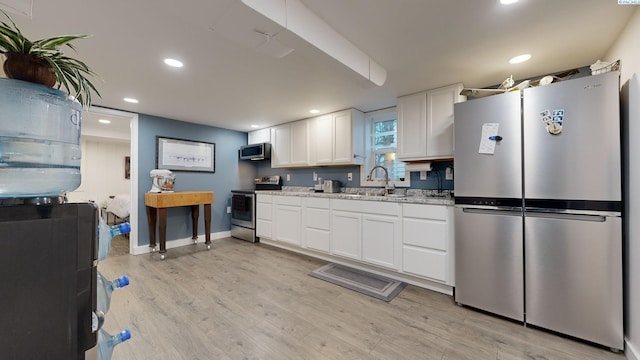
[454,71,623,350]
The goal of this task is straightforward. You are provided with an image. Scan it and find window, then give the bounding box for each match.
[361,108,409,187]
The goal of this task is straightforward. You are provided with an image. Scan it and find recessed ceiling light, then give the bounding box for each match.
[309,109,320,114]
[98,119,111,124]
[164,58,184,68]
[500,0,519,4]
[509,54,531,64]
[123,97,139,104]
[250,125,260,128]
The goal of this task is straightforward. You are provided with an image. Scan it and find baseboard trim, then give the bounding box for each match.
[259,238,454,296]
[627,339,639,360]
[132,231,231,255]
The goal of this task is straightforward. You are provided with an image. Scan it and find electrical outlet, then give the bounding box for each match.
[286,174,291,181]
[313,172,317,181]
[347,173,352,181]
[420,171,427,180]
[226,206,231,214]
[446,167,453,180]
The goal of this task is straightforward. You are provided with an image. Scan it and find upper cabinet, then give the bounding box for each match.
[271,120,310,168]
[247,128,271,145]
[310,109,364,166]
[397,83,465,161]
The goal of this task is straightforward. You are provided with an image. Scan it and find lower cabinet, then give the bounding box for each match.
[331,210,362,260]
[257,194,454,290]
[273,195,302,245]
[362,214,401,269]
[402,203,454,284]
[331,199,401,270]
[256,194,273,239]
[303,197,331,253]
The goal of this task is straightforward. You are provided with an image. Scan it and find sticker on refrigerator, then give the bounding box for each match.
[479,123,500,154]
[540,108,564,135]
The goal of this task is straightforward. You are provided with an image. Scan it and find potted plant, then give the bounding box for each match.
[0,9,100,107]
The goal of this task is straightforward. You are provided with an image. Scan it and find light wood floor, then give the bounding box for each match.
[99,238,624,360]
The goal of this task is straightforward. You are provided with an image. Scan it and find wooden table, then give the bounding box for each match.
[145,191,214,259]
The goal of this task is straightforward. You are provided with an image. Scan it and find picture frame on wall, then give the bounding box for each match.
[156,136,216,173]
[125,156,131,179]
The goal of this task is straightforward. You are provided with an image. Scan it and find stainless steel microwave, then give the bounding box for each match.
[239,142,271,160]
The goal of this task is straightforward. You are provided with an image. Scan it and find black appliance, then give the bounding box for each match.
[231,175,281,242]
[0,199,98,359]
[239,142,271,160]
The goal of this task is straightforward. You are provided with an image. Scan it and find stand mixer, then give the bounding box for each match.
[149,169,175,193]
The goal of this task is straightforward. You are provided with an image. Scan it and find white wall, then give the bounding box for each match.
[67,138,131,206]
[605,7,640,360]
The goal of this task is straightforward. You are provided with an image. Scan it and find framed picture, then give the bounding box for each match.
[156,136,216,173]
[125,156,131,179]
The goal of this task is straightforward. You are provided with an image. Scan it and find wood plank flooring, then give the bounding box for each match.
[99,238,624,360]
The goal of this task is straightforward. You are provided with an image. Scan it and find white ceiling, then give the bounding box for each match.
[2,0,635,133]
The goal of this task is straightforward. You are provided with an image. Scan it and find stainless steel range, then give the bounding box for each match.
[231,175,281,242]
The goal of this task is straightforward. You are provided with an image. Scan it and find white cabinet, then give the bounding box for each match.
[331,210,362,260]
[256,194,273,239]
[271,120,309,168]
[247,128,271,144]
[273,195,302,245]
[311,109,364,166]
[362,214,401,269]
[401,204,454,284]
[331,199,401,269]
[303,197,331,253]
[397,83,465,161]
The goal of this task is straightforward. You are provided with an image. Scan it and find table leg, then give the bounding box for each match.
[146,206,157,250]
[204,204,211,245]
[158,208,167,254]
[191,205,199,240]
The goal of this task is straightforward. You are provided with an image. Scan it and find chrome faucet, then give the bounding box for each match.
[367,165,395,194]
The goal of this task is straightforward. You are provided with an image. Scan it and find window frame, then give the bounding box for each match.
[360,107,410,188]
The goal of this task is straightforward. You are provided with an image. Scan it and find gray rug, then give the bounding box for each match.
[309,263,407,302]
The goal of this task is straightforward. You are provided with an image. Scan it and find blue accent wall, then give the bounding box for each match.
[136,114,256,247]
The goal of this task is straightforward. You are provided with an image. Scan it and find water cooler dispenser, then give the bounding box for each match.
[0,199,99,358]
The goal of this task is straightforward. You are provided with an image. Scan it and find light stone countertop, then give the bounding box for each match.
[256,186,454,206]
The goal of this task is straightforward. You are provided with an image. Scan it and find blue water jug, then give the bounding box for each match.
[97,270,130,315]
[97,327,131,360]
[98,217,131,261]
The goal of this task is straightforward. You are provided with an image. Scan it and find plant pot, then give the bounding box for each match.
[3,52,57,87]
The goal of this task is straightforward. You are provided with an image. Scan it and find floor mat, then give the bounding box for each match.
[309,263,407,302]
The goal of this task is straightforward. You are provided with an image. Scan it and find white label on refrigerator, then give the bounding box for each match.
[479,123,500,154]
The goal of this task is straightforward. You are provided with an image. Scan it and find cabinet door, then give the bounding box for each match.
[271,124,291,167]
[331,211,361,260]
[290,120,309,165]
[362,214,400,269]
[248,128,271,144]
[397,92,427,160]
[426,83,463,158]
[274,204,301,245]
[313,115,333,164]
[333,111,353,163]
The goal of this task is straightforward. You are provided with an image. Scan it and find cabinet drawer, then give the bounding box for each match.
[305,228,330,253]
[256,219,272,238]
[403,218,448,250]
[256,194,273,203]
[305,197,330,209]
[256,202,272,220]
[274,195,302,206]
[332,199,400,216]
[402,246,447,282]
[403,203,447,220]
[306,208,330,230]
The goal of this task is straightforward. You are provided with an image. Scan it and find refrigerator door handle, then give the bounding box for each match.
[462,207,522,216]
[525,211,606,223]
